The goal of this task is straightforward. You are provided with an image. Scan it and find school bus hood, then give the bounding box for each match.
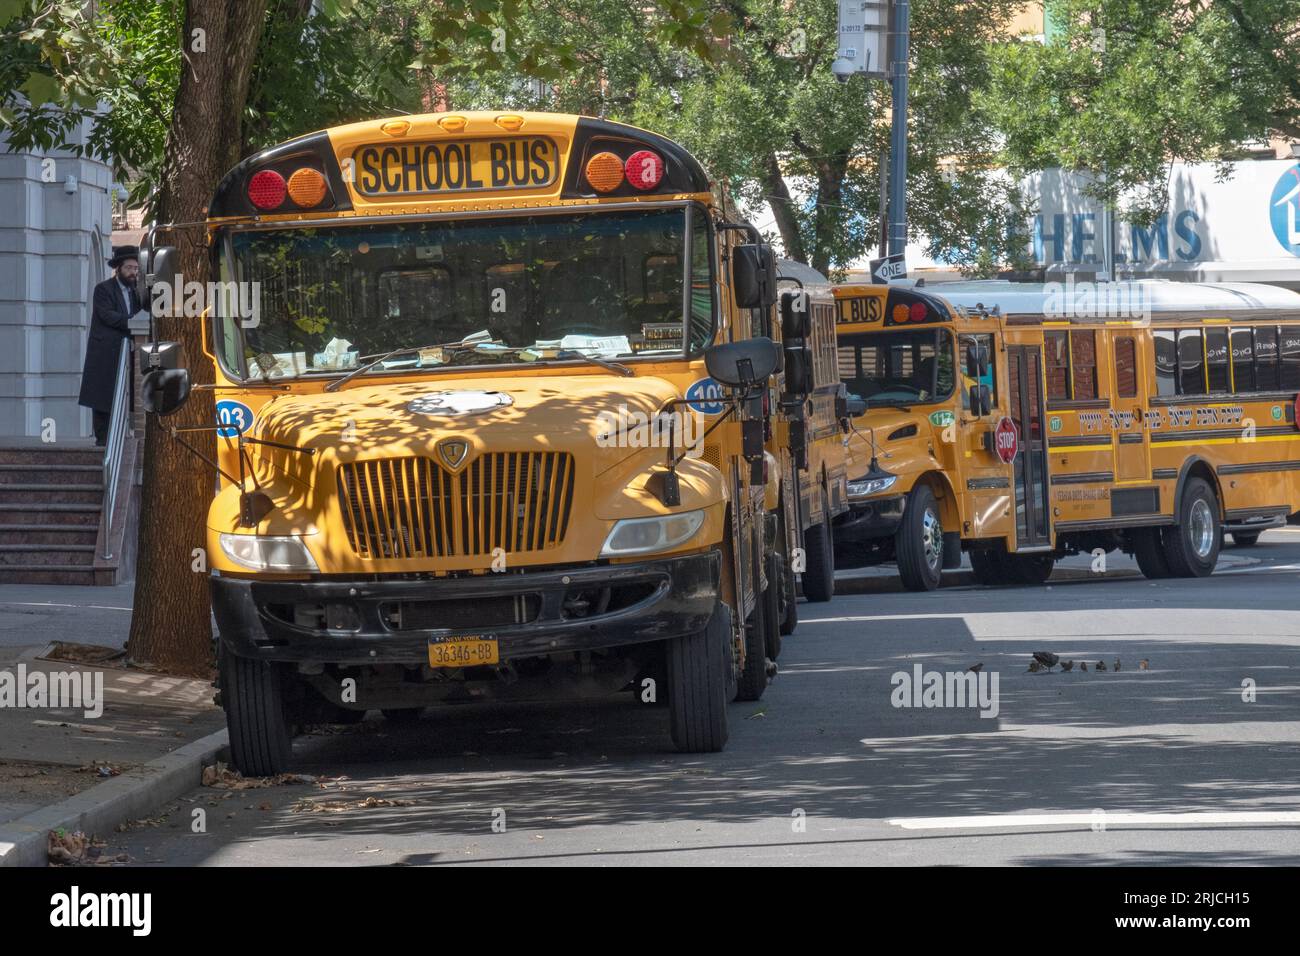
[249,372,684,463]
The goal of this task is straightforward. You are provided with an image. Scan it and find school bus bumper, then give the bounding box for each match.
[836,493,907,538]
[210,550,721,665]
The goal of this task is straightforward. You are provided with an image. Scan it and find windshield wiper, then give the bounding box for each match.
[324,342,453,392]
[553,349,634,377]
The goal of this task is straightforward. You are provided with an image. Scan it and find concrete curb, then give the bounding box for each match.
[0,727,228,868]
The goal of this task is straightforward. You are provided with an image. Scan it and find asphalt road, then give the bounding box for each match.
[107,528,1300,866]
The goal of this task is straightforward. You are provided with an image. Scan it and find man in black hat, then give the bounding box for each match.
[79,245,141,446]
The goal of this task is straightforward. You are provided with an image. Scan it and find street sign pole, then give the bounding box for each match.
[887,0,910,258]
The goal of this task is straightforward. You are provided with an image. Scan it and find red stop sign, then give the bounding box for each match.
[994,416,1019,464]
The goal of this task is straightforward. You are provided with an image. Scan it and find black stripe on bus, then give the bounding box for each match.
[1053,471,1114,485]
[1150,425,1298,443]
[1217,460,1300,476]
[966,477,1010,490]
[1048,435,1113,448]
[1055,515,1174,532]
[1112,487,1160,516]
[1152,468,1178,480]
[1224,506,1292,520]
[1118,432,1144,444]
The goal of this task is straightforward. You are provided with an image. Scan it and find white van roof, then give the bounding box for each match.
[922,279,1300,316]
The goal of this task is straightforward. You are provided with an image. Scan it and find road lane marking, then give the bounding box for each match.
[888,811,1300,830]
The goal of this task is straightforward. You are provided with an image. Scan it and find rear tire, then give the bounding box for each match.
[801,492,835,603]
[1004,553,1054,585]
[220,647,294,777]
[896,484,943,591]
[1231,531,1260,547]
[667,602,731,753]
[764,550,785,660]
[1132,527,1173,579]
[1162,477,1220,577]
[381,708,423,723]
[969,547,1007,586]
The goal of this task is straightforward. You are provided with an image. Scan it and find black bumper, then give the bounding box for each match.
[211,551,720,664]
[834,494,906,540]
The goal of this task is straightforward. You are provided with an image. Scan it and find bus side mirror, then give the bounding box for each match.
[706,337,780,388]
[144,245,179,311]
[847,396,867,417]
[141,367,192,416]
[782,344,813,397]
[965,342,989,380]
[969,384,991,418]
[732,245,765,309]
[780,290,812,339]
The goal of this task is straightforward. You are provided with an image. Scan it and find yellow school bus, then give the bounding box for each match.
[832,280,1300,590]
[768,268,851,638]
[136,112,804,773]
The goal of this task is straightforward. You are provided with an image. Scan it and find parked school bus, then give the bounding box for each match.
[134,112,824,773]
[768,265,851,631]
[831,280,1300,590]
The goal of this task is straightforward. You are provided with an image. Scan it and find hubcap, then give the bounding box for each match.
[921,508,942,571]
[1189,499,1215,559]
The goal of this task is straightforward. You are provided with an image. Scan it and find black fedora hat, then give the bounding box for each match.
[107,245,140,267]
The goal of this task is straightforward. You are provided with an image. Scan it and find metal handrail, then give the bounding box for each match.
[101,337,132,559]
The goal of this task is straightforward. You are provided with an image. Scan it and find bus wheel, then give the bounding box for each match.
[778,510,798,636]
[667,601,731,753]
[764,550,785,660]
[1231,532,1261,547]
[220,647,294,777]
[1162,478,1221,577]
[969,548,1006,586]
[896,484,943,591]
[1132,528,1173,578]
[801,492,835,603]
[1005,553,1054,585]
[381,708,423,723]
[736,551,772,701]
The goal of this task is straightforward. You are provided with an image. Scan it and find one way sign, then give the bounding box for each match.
[870,253,907,284]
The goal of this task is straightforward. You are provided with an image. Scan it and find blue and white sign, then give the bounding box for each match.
[215,399,254,438]
[1269,163,1300,257]
[684,377,726,415]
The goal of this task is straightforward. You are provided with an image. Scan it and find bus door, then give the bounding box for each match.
[1007,345,1052,549]
[1111,335,1148,481]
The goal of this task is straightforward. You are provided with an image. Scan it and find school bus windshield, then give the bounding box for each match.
[216,206,714,381]
[837,327,955,406]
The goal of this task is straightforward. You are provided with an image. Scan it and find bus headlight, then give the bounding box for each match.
[219,533,319,572]
[847,474,898,499]
[600,510,706,557]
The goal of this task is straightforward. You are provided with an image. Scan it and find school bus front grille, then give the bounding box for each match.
[337,453,575,560]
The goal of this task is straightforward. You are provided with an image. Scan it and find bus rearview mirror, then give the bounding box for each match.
[705,337,780,388]
[141,367,192,416]
[969,384,991,418]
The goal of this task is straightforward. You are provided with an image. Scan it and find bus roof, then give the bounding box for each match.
[920,279,1300,318]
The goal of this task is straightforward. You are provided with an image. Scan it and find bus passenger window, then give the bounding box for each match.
[1045,331,1070,400]
[1254,326,1279,390]
[1231,328,1255,392]
[1071,330,1098,399]
[1177,330,1205,395]
[1282,328,1300,391]
[1154,330,1177,396]
[1205,328,1230,393]
[1114,337,1138,398]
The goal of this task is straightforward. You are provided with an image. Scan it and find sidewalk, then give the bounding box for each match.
[0,582,226,864]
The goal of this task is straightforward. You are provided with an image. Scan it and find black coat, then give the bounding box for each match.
[78,276,139,413]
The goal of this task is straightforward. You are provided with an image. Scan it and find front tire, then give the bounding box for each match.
[667,602,731,753]
[764,550,785,660]
[1162,477,1221,577]
[777,509,798,636]
[801,491,835,602]
[735,549,772,701]
[896,484,943,591]
[220,647,294,777]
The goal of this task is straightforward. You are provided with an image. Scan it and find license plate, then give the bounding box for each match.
[428,635,499,668]
[352,137,559,197]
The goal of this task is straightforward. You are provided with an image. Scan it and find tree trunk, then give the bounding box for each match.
[761,152,807,264]
[127,0,270,677]
[810,164,847,278]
